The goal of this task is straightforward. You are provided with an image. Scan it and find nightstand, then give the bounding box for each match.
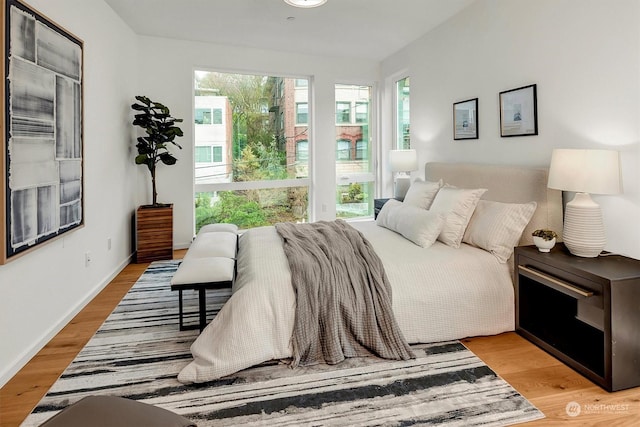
[374,197,403,219]
[514,243,640,391]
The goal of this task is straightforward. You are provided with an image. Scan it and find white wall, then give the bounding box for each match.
[0,0,139,386]
[381,0,640,259]
[136,36,380,248]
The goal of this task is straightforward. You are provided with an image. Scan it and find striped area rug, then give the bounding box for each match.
[23,260,543,426]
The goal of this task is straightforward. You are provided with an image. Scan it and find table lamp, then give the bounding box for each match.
[547,148,621,257]
[389,149,418,199]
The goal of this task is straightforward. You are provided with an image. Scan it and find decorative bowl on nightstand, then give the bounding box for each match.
[533,236,556,252]
[531,229,558,253]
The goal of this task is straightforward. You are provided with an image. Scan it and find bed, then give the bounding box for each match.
[177,162,563,384]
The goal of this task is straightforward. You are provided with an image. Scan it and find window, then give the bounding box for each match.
[396,77,410,149]
[195,146,212,163]
[195,108,212,125]
[194,70,310,231]
[212,146,223,162]
[336,139,351,161]
[335,84,374,219]
[355,102,368,123]
[212,108,223,124]
[355,139,368,160]
[296,102,308,124]
[296,140,308,162]
[336,102,351,124]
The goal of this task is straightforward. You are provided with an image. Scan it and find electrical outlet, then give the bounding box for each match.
[107,238,112,251]
[85,251,91,267]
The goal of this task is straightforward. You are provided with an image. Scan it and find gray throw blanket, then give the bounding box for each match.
[275,219,415,367]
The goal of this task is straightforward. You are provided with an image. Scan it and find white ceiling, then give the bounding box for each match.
[104,0,475,61]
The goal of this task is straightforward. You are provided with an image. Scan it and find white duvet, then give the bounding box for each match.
[177,221,514,383]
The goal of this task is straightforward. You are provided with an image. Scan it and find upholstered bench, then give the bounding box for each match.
[170,224,238,331]
[38,395,195,427]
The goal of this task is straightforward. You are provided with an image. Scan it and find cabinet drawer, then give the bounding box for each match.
[518,256,603,309]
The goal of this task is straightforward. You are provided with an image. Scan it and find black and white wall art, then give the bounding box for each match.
[1,0,83,263]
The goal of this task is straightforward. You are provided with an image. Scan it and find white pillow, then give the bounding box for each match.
[463,200,537,263]
[402,179,443,210]
[429,187,487,248]
[376,199,445,248]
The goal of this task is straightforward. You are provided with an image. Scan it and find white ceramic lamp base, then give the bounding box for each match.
[563,193,606,258]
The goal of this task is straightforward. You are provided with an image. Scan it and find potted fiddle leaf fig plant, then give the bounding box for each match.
[131,95,184,206]
[131,95,183,263]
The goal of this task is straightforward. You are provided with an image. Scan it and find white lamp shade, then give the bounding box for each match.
[548,149,621,195]
[389,149,418,172]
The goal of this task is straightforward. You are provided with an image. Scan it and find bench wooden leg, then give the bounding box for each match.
[178,289,185,331]
[198,288,207,332]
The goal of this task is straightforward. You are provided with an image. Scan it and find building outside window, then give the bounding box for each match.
[212,108,223,124]
[296,102,308,125]
[355,139,367,160]
[336,139,351,160]
[355,102,368,123]
[212,146,223,162]
[336,102,351,124]
[195,146,212,162]
[296,140,308,162]
[195,108,212,125]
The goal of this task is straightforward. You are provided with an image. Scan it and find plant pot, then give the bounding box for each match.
[135,204,173,263]
[533,236,556,253]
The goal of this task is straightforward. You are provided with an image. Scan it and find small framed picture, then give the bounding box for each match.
[499,84,538,137]
[453,98,478,140]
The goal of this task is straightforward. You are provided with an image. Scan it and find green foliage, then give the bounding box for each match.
[211,192,267,228]
[131,95,184,206]
[339,183,366,203]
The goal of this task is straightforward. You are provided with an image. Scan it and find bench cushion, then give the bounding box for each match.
[170,257,235,286]
[198,223,238,235]
[184,232,237,260]
[38,395,195,427]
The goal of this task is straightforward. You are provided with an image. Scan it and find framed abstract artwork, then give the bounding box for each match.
[499,84,538,137]
[453,98,478,140]
[1,0,84,264]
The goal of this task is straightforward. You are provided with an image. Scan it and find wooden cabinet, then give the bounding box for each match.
[515,243,640,391]
[135,205,173,263]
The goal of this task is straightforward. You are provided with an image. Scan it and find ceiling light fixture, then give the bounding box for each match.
[284,0,327,8]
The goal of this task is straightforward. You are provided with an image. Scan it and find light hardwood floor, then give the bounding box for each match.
[1,252,639,426]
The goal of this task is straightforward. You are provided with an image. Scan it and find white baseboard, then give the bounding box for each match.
[0,254,133,388]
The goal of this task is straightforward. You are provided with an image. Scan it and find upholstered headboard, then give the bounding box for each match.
[425,162,563,246]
